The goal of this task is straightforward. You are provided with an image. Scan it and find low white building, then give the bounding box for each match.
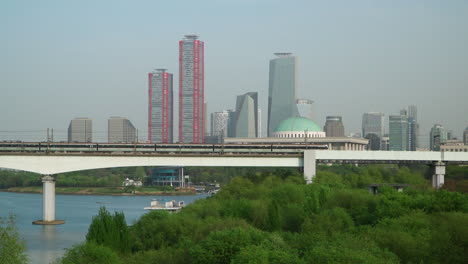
[122,178,142,187]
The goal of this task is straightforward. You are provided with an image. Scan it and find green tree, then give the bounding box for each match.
[59,242,122,264]
[0,215,28,264]
[190,227,266,264]
[86,207,130,254]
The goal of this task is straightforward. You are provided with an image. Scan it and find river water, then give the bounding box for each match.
[0,192,208,264]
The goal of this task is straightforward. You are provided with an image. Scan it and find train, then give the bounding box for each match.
[0,141,328,155]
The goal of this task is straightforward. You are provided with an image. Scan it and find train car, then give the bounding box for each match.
[0,142,328,155]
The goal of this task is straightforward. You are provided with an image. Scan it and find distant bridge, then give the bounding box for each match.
[1,142,467,224]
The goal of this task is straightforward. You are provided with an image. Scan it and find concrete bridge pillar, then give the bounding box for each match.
[304,150,316,184]
[33,175,64,225]
[432,162,445,189]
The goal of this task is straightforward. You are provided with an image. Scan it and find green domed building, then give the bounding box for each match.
[273,117,325,138]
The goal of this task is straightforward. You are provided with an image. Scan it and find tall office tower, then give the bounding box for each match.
[362,112,384,150]
[179,34,204,143]
[108,117,136,143]
[234,92,258,138]
[211,111,230,138]
[148,69,173,143]
[464,127,468,145]
[389,115,408,151]
[430,124,447,151]
[68,118,92,143]
[257,109,262,138]
[447,130,454,140]
[204,102,208,137]
[407,118,417,151]
[227,109,237,137]
[268,53,298,136]
[296,99,314,121]
[407,105,419,150]
[324,116,345,137]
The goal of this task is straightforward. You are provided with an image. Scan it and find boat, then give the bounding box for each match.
[144,199,185,212]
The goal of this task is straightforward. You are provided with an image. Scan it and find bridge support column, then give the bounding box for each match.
[304,150,316,184]
[432,162,445,189]
[33,175,64,225]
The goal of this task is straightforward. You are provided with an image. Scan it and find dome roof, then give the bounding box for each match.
[274,117,322,132]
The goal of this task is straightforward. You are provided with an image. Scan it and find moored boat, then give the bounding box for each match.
[144,199,185,212]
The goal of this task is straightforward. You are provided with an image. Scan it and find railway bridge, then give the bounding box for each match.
[0,142,467,224]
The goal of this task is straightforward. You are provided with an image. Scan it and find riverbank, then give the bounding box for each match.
[0,186,196,196]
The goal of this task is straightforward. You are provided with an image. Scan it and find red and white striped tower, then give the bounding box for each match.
[179,34,205,143]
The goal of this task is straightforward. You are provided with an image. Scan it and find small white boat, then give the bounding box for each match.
[144,199,185,212]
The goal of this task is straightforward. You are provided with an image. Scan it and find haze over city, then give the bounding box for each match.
[2,0,467,144]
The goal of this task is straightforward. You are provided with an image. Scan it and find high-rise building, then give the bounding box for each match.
[211,111,230,138]
[108,117,136,143]
[430,124,447,151]
[234,92,258,138]
[148,69,173,143]
[407,105,419,150]
[324,116,345,137]
[68,118,92,143]
[464,127,468,145]
[227,109,236,137]
[268,53,298,136]
[204,102,208,137]
[257,109,262,138]
[296,99,314,121]
[179,34,204,143]
[362,112,384,150]
[389,115,408,151]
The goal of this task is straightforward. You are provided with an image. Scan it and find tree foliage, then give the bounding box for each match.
[0,215,28,264]
[86,207,130,254]
[56,164,468,264]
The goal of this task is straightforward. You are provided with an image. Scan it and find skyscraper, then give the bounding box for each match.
[464,127,468,145]
[257,109,262,138]
[324,116,345,137]
[227,109,236,137]
[68,118,92,143]
[362,112,384,150]
[234,92,258,138]
[389,115,408,151]
[407,105,419,150]
[108,117,136,143]
[296,99,314,121]
[179,34,204,143]
[211,111,230,138]
[268,53,298,136]
[148,69,173,143]
[430,124,447,151]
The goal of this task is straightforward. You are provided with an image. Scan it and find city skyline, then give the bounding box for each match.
[2,1,468,144]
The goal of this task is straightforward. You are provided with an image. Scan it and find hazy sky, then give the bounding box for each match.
[1,0,467,145]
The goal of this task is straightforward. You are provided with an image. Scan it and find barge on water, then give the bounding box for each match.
[144,199,185,212]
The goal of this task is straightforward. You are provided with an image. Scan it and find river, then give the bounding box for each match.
[0,192,209,264]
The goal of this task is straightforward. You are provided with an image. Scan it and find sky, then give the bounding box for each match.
[1,0,467,145]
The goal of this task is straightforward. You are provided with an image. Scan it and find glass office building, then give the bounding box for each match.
[268,53,298,136]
